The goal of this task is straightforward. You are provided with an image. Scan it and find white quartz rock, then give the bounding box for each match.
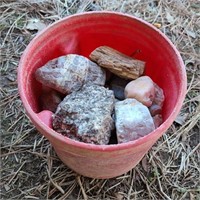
[115,98,155,143]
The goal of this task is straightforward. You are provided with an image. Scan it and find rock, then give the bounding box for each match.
[115,99,155,143]
[40,88,63,113]
[89,46,145,80]
[109,76,129,100]
[35,54,106,94]
[115,98,121,103]
[53,84,115,145]
[153,114,163,128]
[153,83,165,107]
[148,104,162,116]
[124,76,155,107]
[149,83,165,116]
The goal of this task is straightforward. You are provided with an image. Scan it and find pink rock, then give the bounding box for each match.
[153,114,163,128]
[149,104,162,116]
[115,98,155,143]
[124,76,155,107]
[149,83,165,116]
[153,83,165,107]
[35,54,106,94]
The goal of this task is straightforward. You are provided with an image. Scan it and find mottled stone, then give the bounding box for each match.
[124,76,155,107]
[153,114,163,128]
[149,83,165,116]
[35,54,106,94]
[115,99,155,143]
[109,76,129,100]
[53,84,115,145]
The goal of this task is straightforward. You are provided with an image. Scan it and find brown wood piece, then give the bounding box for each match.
[89,46,145,80]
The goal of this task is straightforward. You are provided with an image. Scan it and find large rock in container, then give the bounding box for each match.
[35,54,106,94]
[115,99,155,143]
[53,84,115,145]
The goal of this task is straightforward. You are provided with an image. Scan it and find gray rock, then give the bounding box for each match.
[35,54,106,94]
[53,84,115,145]
[109,76,129,100]
[115,99,155,143]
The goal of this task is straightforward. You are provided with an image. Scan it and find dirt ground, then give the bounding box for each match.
[0,0,200,199]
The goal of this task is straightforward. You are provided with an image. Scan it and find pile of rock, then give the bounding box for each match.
[35,46,165,144]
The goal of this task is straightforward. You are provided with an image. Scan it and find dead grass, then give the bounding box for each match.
[0,0,200,199]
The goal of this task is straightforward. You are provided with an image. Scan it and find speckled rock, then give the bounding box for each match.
[35,54,106,94]
[149,83,165,116]
[115,99,155,143]
[53,84,115,145]
[124,76,155,107]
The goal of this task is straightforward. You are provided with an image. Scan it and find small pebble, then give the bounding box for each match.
[153,114,163,128]
[153,83,165,107]
[149,83,165,116]
[124,76,155,107]
[115,98,155,143]
[149,104,162,116]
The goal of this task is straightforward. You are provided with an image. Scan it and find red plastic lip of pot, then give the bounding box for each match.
[18,11,187,152]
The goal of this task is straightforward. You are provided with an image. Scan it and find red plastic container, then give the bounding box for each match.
[18,12,187,179]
